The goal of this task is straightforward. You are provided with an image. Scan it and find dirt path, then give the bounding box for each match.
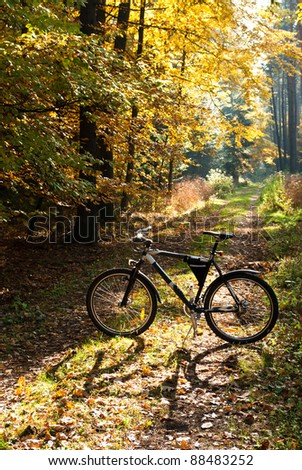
[133,188,272,450]
[226,188,267,266]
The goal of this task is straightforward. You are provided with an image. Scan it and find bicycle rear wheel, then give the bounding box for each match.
[204,272,279,344]
[86,268,157,337]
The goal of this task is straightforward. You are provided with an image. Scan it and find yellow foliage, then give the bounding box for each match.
[2,0,301,209]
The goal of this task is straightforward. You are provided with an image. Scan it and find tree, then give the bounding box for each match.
[1,0,302,231]
[220,94,254,183]
[269,0,302,173]
[73,0,114,244]
[120,0,145,211]
[286,0,300,173]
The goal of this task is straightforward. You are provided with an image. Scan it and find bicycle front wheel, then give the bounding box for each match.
[204,272,279,344]
[86,268,157,337]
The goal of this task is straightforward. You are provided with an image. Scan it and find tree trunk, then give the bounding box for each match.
[286,0,299,173]
[73,0,114,244]
[287,73,298,173]
[121,0,146,211]
[168,159,173,193]
[121,105,137,211]
[281,72,288,170]
[80,0,98,35]
[297,6,302,171]
[114,2,131,51]
[73,1,100,244]
[271,85,283,171]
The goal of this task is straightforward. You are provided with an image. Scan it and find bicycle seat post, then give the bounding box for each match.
[210,240,219,257]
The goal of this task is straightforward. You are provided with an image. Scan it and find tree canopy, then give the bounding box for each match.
[1,0,301,223]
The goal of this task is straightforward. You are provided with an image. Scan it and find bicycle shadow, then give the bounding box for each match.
[154,342,262,434]
[44,336,146,396]
[150,343,232,393]
[83,336,145,395]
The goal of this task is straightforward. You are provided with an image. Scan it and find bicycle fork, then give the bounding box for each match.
[120,263,142,307]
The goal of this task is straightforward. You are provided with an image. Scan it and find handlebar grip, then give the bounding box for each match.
[132,226,153,244]
[140,225,152,234]
[132,235,153,244]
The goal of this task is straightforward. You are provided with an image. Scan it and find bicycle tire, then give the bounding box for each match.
[204,271,279,344]
[86,268,157,337]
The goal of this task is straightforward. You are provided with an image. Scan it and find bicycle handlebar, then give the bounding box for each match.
[132,226,153,243]
[132,228,234,244]
[139,226,152,234]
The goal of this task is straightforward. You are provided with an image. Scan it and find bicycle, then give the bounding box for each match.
[86,227,279,344]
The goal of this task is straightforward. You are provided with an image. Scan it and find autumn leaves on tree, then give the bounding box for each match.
[1,0,301,241]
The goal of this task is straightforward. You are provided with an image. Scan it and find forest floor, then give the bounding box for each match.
[0,185,299,450]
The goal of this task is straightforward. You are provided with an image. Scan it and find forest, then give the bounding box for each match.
[1,0,302,453]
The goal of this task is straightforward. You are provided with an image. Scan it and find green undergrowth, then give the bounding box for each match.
[190,183,260,255]
[249,173,302,449]
[215,183,260,229]
[258,173,302,259]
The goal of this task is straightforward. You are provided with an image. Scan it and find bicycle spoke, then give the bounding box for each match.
[88,271,155,335]
[205,274,277,343]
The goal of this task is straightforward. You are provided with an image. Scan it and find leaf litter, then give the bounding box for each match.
[1,188,301,450]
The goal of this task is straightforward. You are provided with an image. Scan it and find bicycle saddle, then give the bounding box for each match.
[203,231,234,241]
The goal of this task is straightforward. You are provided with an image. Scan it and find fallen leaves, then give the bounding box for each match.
[201,422,214,429]
[53,388,67,400]
[15,376,27,396]
[4,322,300,451]
[2,192,302,450]
[73,388,84,398]
[142,367,152,376]
[179,438,191,450]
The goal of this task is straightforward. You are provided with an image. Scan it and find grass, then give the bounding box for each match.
[247,175,302,449]
[214,183,260,229]
[257,173,302,259]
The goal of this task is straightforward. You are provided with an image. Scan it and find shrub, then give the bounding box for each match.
[273,254,302,311]
[285,175,302,209]
[170,177,212,213]
[259,173,302,257]
[267,221,302,258]
[206,169,233,198]
[259,173,292,215]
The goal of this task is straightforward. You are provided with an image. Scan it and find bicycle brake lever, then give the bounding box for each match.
[140,225,152,233]
[132,236,145,242]
[128,259,138,267]
[134,226,152,238]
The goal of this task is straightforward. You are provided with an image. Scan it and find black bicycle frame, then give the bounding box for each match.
[121,237,247,313]
[122,247,219,312]
[144,250,194,309]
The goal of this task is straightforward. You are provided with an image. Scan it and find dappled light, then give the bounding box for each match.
[1,0,302,453]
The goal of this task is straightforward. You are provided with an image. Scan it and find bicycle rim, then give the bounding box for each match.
[205,275,278,344]
[88,271,155,336]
